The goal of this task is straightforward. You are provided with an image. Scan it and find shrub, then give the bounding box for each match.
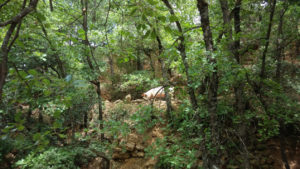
[15,145,98,169]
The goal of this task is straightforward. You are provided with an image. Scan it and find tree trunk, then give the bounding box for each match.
[275,6,286,81]
[162,0,198,110]
[81,0,94,70]
[156,35,172,118]
[197,0,219,168]
[136,48,143,71]
[259,0,277,88]
[96,81,104,140]
[39,20,66,78]
[0,0,39,102]
[104,0,115,83]
[81,0,104,140]
[49,0,53,11]
[0,24,14,102]
[219,0,250,168]
[275,5,290,169]
[143,49,155,78]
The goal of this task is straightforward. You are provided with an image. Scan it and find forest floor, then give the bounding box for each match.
[82,98,300,169]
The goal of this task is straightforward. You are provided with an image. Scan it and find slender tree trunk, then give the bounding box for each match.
[0,0,38,102]
[38,108,44,132]
[197,0,220,168]
[275,7,286,81]
[82,0,104,140]
[81,0,104,140]
[92,0,97,22]
[39,20,66,78]
[259,0,277,89]
[96,81,104,140]
[280,121,290,169]
[143,49,155,78]
[275,5,290,169]
[0,24,15,102]
[49,0,53,11]
[104,0,115,83]
[136,48,143,71]
[156,35,172,118]
[81,0,94,70]
[219,1,250,168]
[83,111,88,128]
[162,0,198,110]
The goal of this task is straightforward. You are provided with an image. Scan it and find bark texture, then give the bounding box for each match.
[81,0,104,140]
[0,0,39,102]
[162,0,198,110]
[197,0,220,168]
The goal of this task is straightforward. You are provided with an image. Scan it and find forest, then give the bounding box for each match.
[0,0,299,168]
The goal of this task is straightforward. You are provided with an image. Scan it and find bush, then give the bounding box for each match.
[120,71,160,99]
[0,139,14,163]
[15,145,98,169]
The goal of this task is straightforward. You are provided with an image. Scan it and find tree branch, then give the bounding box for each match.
[0,0,11,10]
[0,0,39,27]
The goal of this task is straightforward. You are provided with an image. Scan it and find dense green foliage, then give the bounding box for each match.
[0,0,299,168]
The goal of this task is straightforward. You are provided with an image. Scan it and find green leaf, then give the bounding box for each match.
[164,26,173,34]
[129,7,138,15]
[144,30,151,39]
[136,24,143,31]
[28,69,38,76]
[42,78,50,85]
[146,0,158,5]
[53,121,61,129]
[169,15,178,22]
[78,29,85,35]
[43,90,52,96]
[150,30,156,39]
[124,57,129,62]
[157,16,166,22]
[17,125,25,131]
[36,12,46,21]
[53,111,61,119]
[145,9,154,17]
[58,134,67,138]
[78,29,85,39]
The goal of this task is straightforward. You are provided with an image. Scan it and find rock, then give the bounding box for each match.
[137,152,144,157]
[125,94,131,102]
[132,151,145,158]
[84,157,107,169]
[114,147,123,152]
[126,142,135,151]
[112,152,130,160]
[144,157,157,168]
[119,158,148,169]
[136,143,145,151]
[114,99,123,104]
[132,99,144,103]
[5,153,15,161]
[152,127,163,138]
[104,100,111,105]
[128,133,139,142]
